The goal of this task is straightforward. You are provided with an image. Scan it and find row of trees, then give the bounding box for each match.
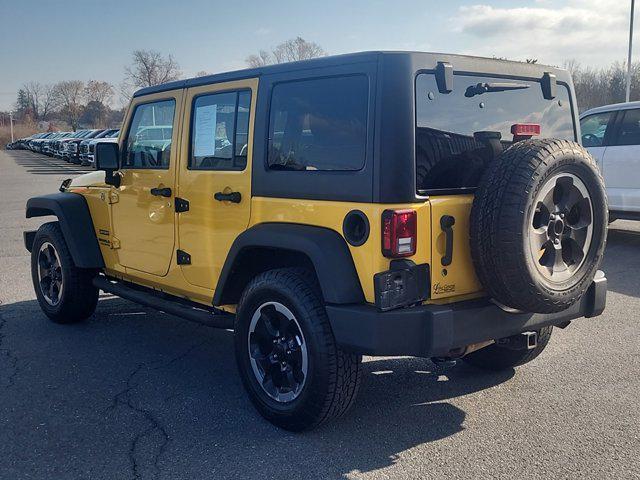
[11,38,323,131]
[15,38,639,132]
[13,48,184,130]
[16,80,119,130]
[564,60,640,112]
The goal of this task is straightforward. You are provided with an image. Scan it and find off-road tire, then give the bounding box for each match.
[463,326,553,371]
[470,139,608,313]
[31,221,99,323]
[234,268,362,431]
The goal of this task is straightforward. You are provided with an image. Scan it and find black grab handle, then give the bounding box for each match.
[440,215,455,266]
[214,191,242,203]
[150,187,172,197]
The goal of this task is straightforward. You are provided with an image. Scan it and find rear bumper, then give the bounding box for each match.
[327,271,607,358]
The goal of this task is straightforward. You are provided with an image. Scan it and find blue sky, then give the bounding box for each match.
[0,0,632,109]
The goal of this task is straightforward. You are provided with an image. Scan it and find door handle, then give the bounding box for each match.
[214,191,242,203]
[150,187,172,197]
[440,215,455,266]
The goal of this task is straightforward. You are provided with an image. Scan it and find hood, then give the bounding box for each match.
[68,170,107,188]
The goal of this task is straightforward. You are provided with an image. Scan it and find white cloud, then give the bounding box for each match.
[453,0,632,67]
[254,27,272,36]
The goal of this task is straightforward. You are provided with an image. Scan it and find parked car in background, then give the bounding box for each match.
[65,129,109,164]
[580,101,640,221]
[28,133,54,152]
[42,132,69,156]
[52,132,78,158]
[81,129,119,166]
[58,130,92,161]
[63,130,99,163]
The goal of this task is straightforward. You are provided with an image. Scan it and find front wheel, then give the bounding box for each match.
[31,222,99,324]
[234,268,362,431]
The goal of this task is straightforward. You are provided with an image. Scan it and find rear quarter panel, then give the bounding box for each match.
[249,197,432,303]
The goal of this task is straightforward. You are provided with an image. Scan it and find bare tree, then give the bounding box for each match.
[195,70,212,77]
[246,50,273,68]
[40,84,59,120]
[121,49,181,102]
[22,82,61,121]
[22,82,43,120]
[53,80,85,130]
[245,37,326,67]
[124,50,181,88]
[84,80,114,105]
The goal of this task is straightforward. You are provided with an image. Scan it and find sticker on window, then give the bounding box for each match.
[194,104,218,157]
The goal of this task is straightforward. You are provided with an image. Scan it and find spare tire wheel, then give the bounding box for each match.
[470,139,607,313]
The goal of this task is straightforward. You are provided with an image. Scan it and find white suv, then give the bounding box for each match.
[580,102,640,221]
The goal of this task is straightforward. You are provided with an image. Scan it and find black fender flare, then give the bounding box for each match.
[213,223,365,306]
[25,193,104,269]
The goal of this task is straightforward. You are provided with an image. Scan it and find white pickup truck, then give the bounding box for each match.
[580,101,640,221]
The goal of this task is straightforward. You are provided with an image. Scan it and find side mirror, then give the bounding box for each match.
[95,142,120,187]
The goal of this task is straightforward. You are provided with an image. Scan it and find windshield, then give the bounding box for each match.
[415,73,575,193]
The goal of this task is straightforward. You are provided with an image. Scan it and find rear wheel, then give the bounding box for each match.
[234,268,362,431]
[31,222,99,323]
[463,327,553,371]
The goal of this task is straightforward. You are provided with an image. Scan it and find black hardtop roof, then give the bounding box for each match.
[133,50,570,98]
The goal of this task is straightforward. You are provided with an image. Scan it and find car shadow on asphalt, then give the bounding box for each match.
[603,226,640,298]
[8,151,90,175]
[0,295,514,479]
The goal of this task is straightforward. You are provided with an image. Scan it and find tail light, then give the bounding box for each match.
[511,123,541,141]
[382,209,417,258]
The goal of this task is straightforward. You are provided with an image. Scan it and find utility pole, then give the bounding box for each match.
[9,111,14,143]
[626,0,636,102]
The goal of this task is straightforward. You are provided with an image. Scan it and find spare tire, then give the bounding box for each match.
[470,139,607,313]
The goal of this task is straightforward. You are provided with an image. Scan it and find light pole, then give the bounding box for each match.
[9,111,14,143]
[626,0,636,103]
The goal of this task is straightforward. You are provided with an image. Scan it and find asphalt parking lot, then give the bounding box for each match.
[1,149,639,480]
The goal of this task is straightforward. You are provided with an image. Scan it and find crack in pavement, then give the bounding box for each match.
[104,336,209,480]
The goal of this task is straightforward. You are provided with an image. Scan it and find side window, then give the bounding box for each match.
[122,100,176,169]
[580,112,614,147]
[611,109,640,146]
[267,75,368,171]
[190,90,251,171]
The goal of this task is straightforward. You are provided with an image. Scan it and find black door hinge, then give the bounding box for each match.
[176,249,191,265]
[175,197,189,212]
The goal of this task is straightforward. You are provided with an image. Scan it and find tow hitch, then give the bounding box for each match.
[431,332,538,368]
[496,331,538,351]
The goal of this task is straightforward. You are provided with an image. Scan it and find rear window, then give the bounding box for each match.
[267,75,368,171]
[415,73,574,193]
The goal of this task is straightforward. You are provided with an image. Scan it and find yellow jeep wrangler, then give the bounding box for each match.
[24,52,608,431]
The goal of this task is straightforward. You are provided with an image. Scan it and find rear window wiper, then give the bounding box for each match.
[465,82,530,98]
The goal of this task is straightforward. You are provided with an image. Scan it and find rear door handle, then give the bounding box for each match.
[150,187,172,197]
[440,215,455,266]
[214,191,242,203]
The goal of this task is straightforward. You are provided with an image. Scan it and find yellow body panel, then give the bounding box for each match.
[77,186,484,307]
[71,80,485,309]
[75,186,121,273]
[429,195,483,300]
[249,197,432,303]
[112,90,185,277]
[177,79,257,290]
